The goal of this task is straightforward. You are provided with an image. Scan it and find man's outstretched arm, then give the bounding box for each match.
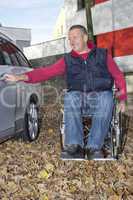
[4,57,66,83]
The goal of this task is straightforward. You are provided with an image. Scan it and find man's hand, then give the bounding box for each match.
[4,74,28,82]
[4,74,18,82]
[118,101,126,113]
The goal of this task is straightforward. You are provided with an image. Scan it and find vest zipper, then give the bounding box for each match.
[84,60,87,92]
[83,60,87,109]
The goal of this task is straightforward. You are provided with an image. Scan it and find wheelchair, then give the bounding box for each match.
[59,88,129,160]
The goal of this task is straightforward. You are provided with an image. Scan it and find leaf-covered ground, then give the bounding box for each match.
[0,105,133,200]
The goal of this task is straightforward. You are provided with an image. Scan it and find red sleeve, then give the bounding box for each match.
[107,54,127,101]
[24,57,66,83]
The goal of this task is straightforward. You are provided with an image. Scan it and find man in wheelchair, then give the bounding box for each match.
[60,86,127,160]
[5,25,127,160]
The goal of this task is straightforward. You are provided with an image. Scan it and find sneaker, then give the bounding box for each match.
[86,148,104,160]
[61,145,85,160]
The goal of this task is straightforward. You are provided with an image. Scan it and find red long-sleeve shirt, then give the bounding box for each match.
[25,44,127,101]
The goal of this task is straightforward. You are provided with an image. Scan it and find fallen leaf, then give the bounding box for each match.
[38,169,50,180]
[48,128,54,134]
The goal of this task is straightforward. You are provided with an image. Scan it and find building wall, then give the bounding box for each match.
[53,7,66,39]
[91,0,133,93]
[25,0,88,60]
[24,37,66,60]
[53,0,87,39]
[64,0,87,30]
[16,40,31,50]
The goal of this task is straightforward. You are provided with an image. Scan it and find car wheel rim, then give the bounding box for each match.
[28,103,38,140]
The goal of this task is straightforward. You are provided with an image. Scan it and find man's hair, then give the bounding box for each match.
[69,25,88,35]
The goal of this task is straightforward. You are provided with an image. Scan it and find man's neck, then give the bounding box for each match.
[78,47,91,54]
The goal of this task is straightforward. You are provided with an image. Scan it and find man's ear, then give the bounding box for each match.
[84,34,88,43]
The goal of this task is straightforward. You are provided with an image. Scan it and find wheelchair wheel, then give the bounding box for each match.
[111,111,123,159]
[59,108,65,150]
[111,127,120,159]
[118,112,129,154]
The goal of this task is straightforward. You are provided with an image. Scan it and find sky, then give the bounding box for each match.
[0,0,64,44]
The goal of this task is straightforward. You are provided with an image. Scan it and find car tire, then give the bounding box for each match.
[22,102,41,142]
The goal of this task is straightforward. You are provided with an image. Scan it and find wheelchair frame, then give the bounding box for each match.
[59,89,128,160]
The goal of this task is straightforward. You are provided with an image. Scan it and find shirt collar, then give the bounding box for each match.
[70,41,95,57]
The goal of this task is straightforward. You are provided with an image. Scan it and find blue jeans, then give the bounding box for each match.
[64,90,114,150]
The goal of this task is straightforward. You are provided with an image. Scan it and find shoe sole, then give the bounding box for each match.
[60,157,85,161]
[89,158,117,161]
[61,157,117,161]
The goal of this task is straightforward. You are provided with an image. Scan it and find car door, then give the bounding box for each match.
[8,43,33,132]
[0,41,16,139]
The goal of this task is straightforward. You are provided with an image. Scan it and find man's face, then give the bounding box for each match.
[68,28,88,52]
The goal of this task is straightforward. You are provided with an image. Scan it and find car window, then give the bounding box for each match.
[0,38,31,68]
[2,51,12,65]
[7,43,23,66]
[10,53,20,66]
[0,51,5,65]
[0,39,20,66]
[15,51,29,67]
[0,41,13,65]
[8,43,30,67]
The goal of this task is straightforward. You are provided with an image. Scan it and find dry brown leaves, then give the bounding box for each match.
[0,104,132,200]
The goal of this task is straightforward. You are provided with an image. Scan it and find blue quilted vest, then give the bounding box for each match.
[64,47,114,92]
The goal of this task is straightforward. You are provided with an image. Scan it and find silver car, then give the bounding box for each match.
[0,35,42,143]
